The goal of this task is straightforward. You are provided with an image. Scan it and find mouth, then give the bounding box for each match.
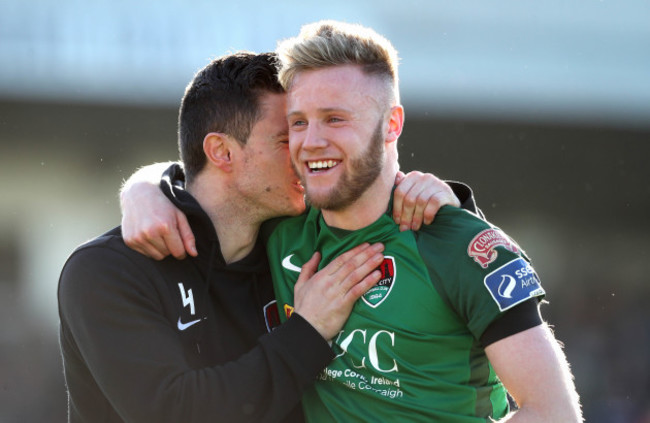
[307,160,340,173]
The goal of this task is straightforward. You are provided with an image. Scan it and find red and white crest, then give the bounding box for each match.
[362,256,396,308]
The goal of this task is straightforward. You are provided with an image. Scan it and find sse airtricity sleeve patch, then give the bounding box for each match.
[483,257,545,311]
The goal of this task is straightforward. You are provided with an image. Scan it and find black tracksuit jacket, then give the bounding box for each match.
[58,168,334,423]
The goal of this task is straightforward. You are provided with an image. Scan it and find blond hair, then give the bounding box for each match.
[276,20,400,104]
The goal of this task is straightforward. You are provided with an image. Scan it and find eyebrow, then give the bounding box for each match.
[287,107,354,119]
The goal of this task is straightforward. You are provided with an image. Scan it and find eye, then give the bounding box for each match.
[289,119,307,132]
[328,116,343,124]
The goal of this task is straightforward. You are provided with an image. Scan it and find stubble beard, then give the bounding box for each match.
[303,119,385,211]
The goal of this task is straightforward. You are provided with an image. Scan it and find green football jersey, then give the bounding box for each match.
[266,204,545,422]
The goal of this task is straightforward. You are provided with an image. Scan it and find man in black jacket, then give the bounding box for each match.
[58,52,463,423]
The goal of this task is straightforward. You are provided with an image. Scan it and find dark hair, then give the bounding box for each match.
[178,52,284,184]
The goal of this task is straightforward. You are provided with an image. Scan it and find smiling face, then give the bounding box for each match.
[233,92,305,220]
[286,65,393,211]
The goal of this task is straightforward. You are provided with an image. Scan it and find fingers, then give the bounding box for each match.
[332,243,385,295]
[296,252,321,286]
[420,189,448,225]
[124,224,171,261]
[394,170,405,185]
[301,242,384,294]
[175,211,197,258]
[422,198,441,226]
[418,183,461,225]
[392,171,461,231]
[134,213,195,260]
[128,243,165,261]
[292,243,384,340]
[400,190,424,231]
[142,223,176,260]
[120,179,189,260]
[392,171,418,227]
[393,171,425,231]
[410,185,446,228]
[163,239,186,260]
[323,242,374,275]
[346,269,382,300]
[178,213,198,257]
[163,221,187,260]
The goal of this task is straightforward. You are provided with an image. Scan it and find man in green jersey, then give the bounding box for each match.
[260,21,582,422]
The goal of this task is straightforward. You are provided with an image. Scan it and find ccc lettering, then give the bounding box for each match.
[332,329,398,373]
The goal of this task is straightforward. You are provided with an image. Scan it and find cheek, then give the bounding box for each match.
[275,149,293,172]
[269,151,294,181]
[288,133,303,155]
[288,150,300,168]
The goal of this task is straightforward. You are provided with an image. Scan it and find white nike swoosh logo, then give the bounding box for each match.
[177,317,202,331]
[282,254,302,273]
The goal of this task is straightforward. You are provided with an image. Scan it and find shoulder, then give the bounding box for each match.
[417,206,494,253]
[57,226,197,336]
[416,205,530,277]
[58,227,165,307]
[61,228,149,276]
[415,207,544,336]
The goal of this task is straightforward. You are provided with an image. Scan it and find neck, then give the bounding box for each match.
[321,162,398,231]
[188,175,261,264]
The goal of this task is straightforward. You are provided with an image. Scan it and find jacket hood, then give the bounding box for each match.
[160,163,269,276]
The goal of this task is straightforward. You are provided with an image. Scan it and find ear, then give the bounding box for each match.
[385,105,404,144]
[203,132,235,172]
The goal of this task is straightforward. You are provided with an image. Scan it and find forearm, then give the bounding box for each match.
[120,161,178,206]
[59,242,333,423]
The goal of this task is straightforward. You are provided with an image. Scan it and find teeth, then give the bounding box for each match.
[308,160,339,170]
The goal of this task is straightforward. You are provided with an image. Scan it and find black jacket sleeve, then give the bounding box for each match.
[447,181,485,219]
[58,239,333,423]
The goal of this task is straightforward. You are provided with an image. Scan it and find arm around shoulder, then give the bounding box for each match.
[120,161,196,260]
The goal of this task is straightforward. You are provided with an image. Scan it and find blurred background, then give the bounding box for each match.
[1,1,648,422]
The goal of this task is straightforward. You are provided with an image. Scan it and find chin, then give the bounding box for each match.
[305,192,336,210]
[304,187,329,204]
[292,202,306,214]
[285,199,307,216]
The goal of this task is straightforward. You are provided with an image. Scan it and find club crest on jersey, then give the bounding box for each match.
[362,256,396,308]
[468,228,520,268]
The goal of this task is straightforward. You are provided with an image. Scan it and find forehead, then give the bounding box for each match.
[287,65,386,112]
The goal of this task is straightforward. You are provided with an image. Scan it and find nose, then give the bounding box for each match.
[301,123,328,151]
